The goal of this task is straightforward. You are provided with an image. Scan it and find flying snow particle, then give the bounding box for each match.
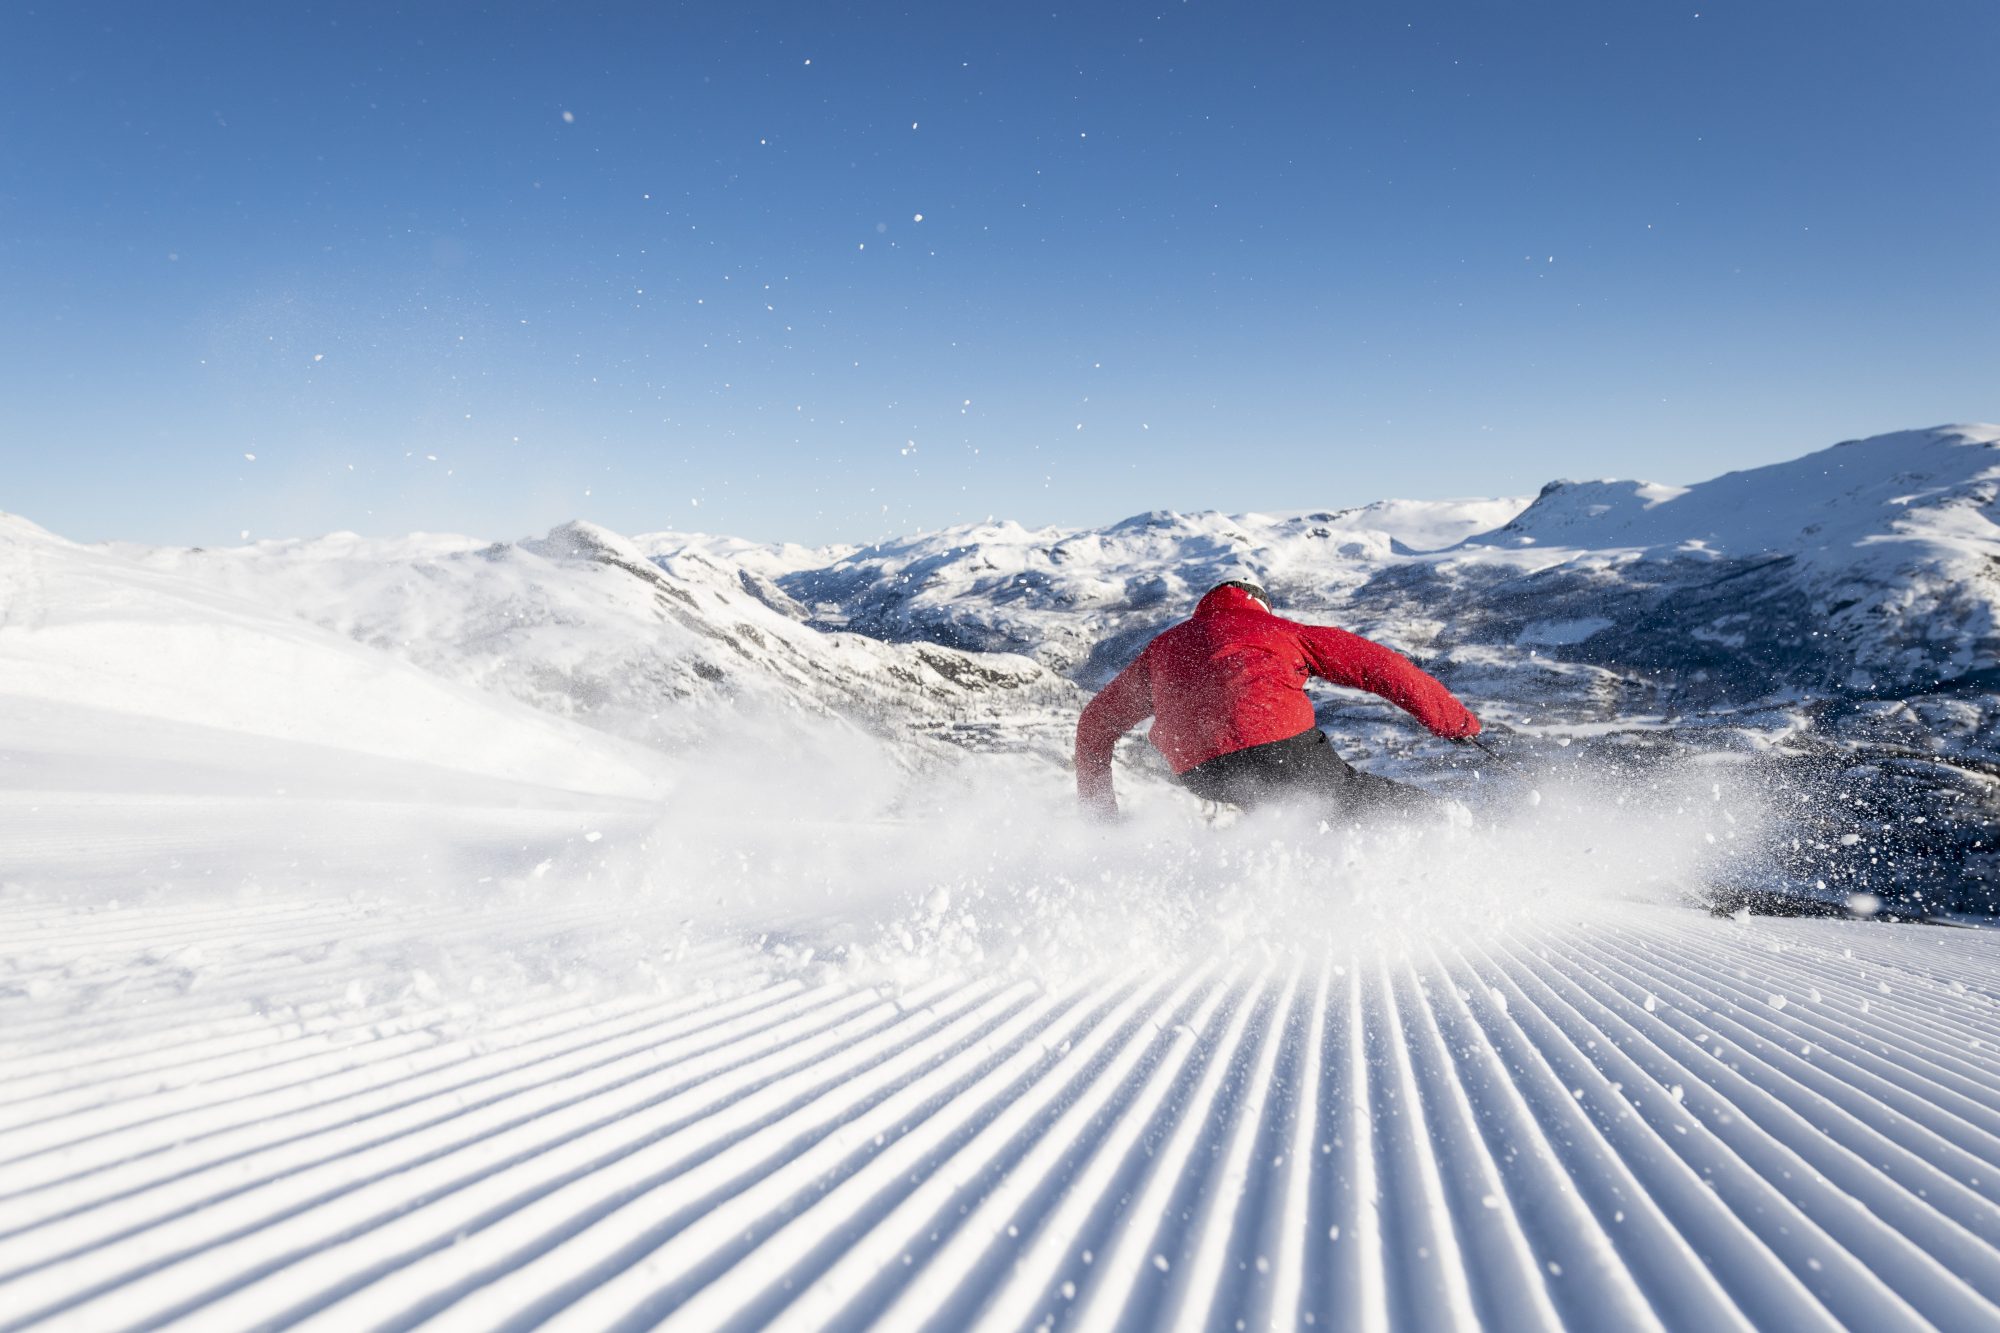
[913,212,924,222]
[312,353,324,362]
[243,452,256,462]
[1152,1254,1170,1272]
[561,110,575,124]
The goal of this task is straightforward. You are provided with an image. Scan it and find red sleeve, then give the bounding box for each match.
[1297,624,1481,739]
[1074,654,1155,814]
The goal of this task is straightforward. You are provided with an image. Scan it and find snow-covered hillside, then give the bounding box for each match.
[115,517,1082,773]
[716,496,1531,678]
[747,425,2000,706]
[5,425,2000,1329]
[0,514,669,802]
[8,427,1994,909]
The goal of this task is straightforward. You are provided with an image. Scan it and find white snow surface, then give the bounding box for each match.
[0,515,667,801]
[5,425,2000,1328]
[4,772,2000,1330]
[1475,425,2000,560]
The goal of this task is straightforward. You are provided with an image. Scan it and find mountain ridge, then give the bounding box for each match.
[6,423,1995,908]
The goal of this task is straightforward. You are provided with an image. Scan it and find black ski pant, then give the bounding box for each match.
[1175,728,1435,818]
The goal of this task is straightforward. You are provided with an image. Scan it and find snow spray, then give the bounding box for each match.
[565,731,1776,996]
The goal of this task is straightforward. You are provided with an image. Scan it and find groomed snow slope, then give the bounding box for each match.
[6,426,2000,1329]
[7,661,1996,1330]
[4,883,1999,1331]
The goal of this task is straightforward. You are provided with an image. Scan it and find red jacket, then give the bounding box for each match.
[1074,584,1480,810]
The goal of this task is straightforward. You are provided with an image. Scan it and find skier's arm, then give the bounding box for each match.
[1074,657,1154,816]
[1298,625,1481,739]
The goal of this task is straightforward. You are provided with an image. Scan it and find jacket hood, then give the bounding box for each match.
[1193,584,1271,617]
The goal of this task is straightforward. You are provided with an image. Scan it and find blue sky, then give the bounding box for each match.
[3,1,1995,547]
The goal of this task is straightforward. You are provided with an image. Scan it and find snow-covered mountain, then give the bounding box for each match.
[0,513,670,802]
[115,518,1083,774]
[6,424,1995,908]
[708,497,1530,680]
[745,425,1999,709]
[650,424,2000,909]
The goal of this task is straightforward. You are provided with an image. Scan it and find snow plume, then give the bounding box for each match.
[565,742,1774,995]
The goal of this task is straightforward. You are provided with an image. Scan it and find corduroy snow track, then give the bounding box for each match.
[4,892,1999,1331]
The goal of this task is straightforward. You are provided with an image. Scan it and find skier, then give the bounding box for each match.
[1074,580,1482,819]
